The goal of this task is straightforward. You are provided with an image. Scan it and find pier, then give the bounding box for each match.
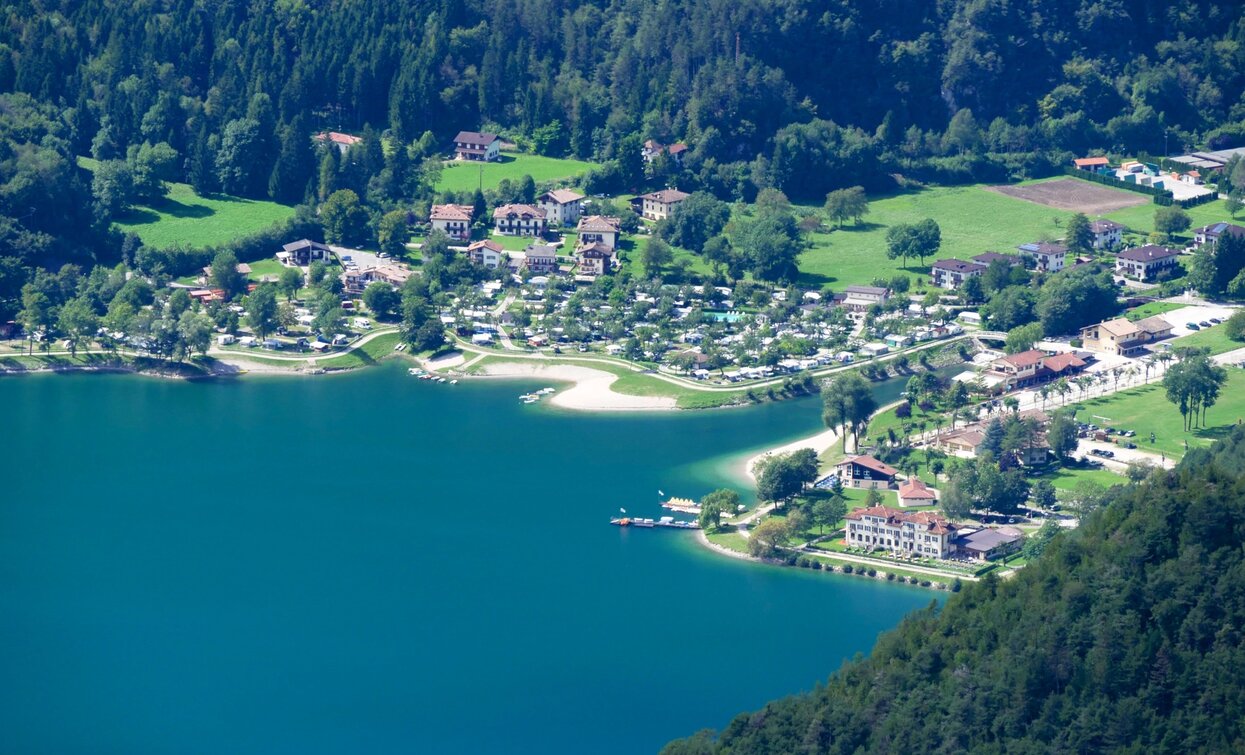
[610,516,700,530]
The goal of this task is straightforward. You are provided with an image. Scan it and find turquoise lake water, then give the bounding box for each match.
[0,364,937,753]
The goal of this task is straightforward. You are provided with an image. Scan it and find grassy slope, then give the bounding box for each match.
[1072,369,1245,459]
[798,184,1070,291]
[436,152,595,194]
[78,157,295,249]
[1125,301,1188,320]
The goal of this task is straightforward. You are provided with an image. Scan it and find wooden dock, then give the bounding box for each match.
[610,517,700,530]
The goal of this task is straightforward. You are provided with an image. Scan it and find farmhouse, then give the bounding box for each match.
[453,131,500,162]
[429,204,474,241]
[493,204,548,236]
[833,455,899,490]
[1080,316,1173,356]
[930,258,986,290]
[1017,242,1067,273]
[575,241,616,276]
[1194,222,1245,248]
[314,131,362,154]
[1114,245,1180,281]
[576,215,621,248]
[465,239,505,269]
[633,188,689,220]
[844,505,958,558]
[278,239,333,266]
[1090,219,1124,249]
[537,189,585,226]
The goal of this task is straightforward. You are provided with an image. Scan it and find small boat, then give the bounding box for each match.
[537,387,556,395]
[408,368,424,376]
[634,518,655,528]
[610,517,631,526]
[437,377,447,383]
[449,379,458,385]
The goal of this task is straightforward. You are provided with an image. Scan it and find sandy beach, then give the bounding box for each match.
[740,426,841,482]
[474,361,677,411]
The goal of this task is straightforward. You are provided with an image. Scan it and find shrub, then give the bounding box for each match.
[812,560,823,570]
[951,578,963,592]
[920,580,932,587]
[886,572,895,581]
[867,568,877,577]
[842,564,853,574]
[1225,310,1245,342]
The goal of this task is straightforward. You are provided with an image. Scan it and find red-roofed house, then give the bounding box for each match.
[897,478,937,507]
[1073,156,1109,170]
[845,506,958,558]
[315,131,362,154]
[493,204,547,236]
[833,455,899,490]
[987,349,1087,390]
[465,239,505,269]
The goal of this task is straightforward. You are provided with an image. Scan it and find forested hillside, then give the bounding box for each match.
[3,0,1244,205]
[663,426,1245,754]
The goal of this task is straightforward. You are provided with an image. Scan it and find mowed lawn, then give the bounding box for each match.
[798,184,1070,291]
[436,152,595,194]
[77,158,295,249]
[1071,369,1245,459]
[1169,325,1244,356]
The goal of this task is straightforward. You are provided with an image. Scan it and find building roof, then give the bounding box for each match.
[971,252,1022,266]
[430,204,473,221]
[315,131,362,146]
[898,477,936,500]
[1117,244,1179,263]
[1073,156,1110,167]
[956,528,1022,552]
[1090,219,1124,232]
[282,239,331,253]
[454,131,498,145]
[575,241,616,258]
[667,143,689,155]
[1198,222,1245,239]
[639,188,690,203]
[843,285,888,296]
[837,454,899,477]
[524,244,557,259]
[932,258,986,274]
[540,189,585,205]
[1095,318,1142,338]
[1135,315,1174,335]
[1042,352,1087,372]
[1018,242,1068,256]
[466,239,504,253]
[576,215,622,233]
[847,505,956,535]
[996,349,1047,368]
[493,204,546,220]
[942,429,985,449]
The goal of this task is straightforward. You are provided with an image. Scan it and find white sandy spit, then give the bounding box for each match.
[474,361,676,412]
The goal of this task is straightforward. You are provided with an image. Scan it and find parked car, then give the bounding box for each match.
[1122,442,1137,449]
[1209,317,1223,324]
[1199,321,1212,328]
[1187,322,1201,330]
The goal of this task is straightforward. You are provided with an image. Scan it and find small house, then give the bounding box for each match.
[1017,242,1067,273]
[453,131,500,162]
[278,239,334,267]
[1114,245,1180,281]
[632,189,689,220]
[930,258,986,290]
[493,204,547,236]
[465,240,506,269]
[897,478,936,507]
[833,455,899,490]
[1089,219,1124,249]
[576,215,621,249]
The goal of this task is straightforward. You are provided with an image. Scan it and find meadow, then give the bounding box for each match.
[1071,370,1245,459]
[78,158,295,249]
[796,184,1073,291]
[436,152,596,194]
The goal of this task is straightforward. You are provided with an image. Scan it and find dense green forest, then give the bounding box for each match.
[663,425,1245,753]
[1,0,1244,325]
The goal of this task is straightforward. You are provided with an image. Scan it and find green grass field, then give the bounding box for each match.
[1125,301,1188,320]
[1103,197,1238,239]
[797,184,1070,291]
[1031,464,1124,495]
[1072,370,1245,459]
[1169,325,1244,356]
[436,152,596,194]
[78,157,296,249]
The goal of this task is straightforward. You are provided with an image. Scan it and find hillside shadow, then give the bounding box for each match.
[116,207,161,224]
[825,221,885,233]
[151,197,216,219]
[798,272,837,288]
